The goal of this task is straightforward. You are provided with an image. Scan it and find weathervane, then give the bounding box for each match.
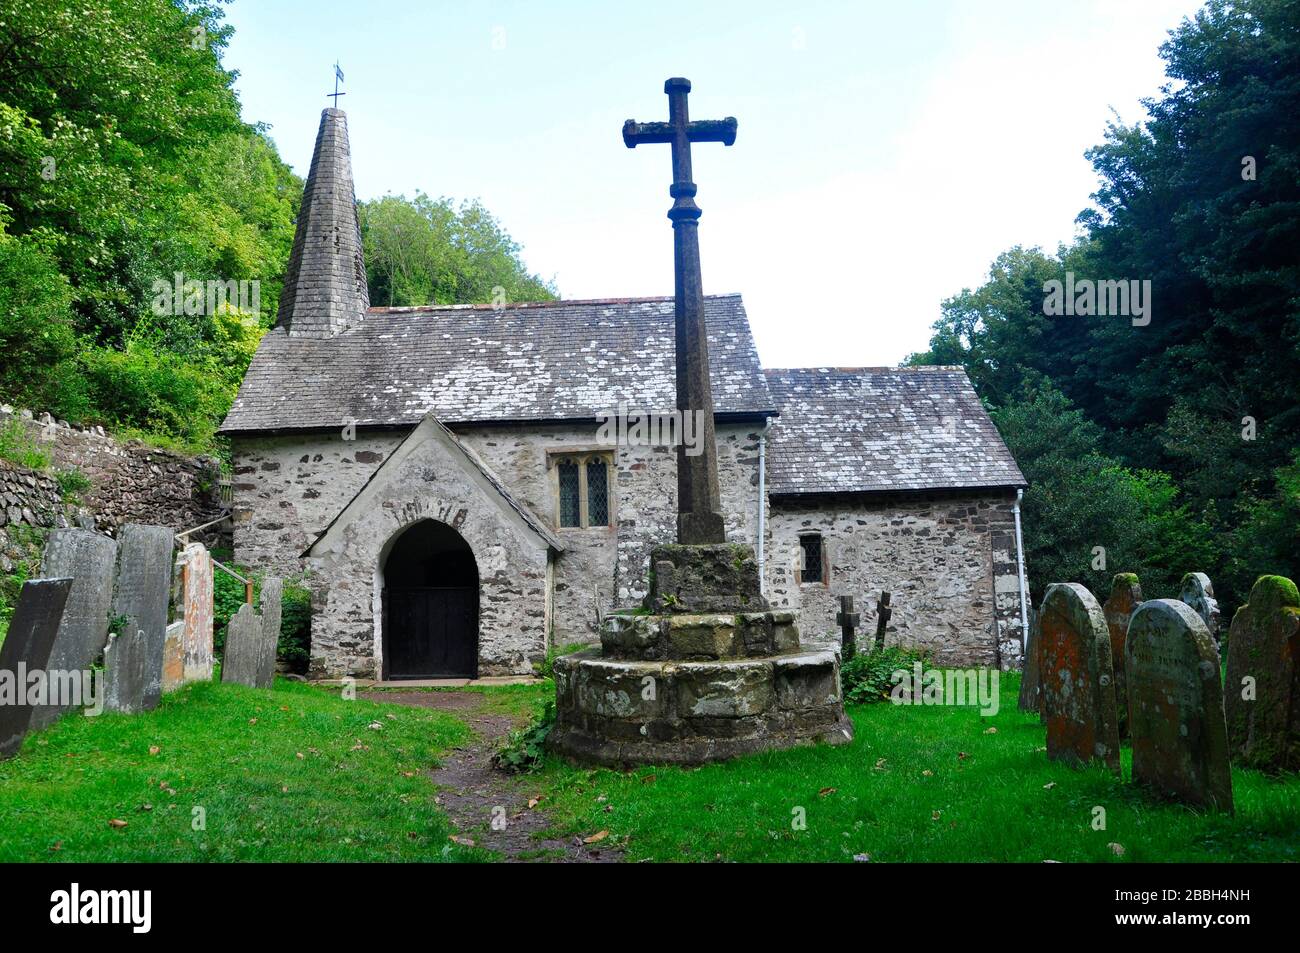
[327,62,345,107]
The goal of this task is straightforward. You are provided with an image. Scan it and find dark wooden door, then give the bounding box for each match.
[384,586,478,679]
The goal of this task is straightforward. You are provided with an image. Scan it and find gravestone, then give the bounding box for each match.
[257,576,283,687]
[161,621,186,693]
[30,530,118,730]
[836,595,859,663]
[1179,572,1222,649]
[1017,603,1042,714]
[1102,573,1143,737]
[103,625,148,714]
[221,602,264,688]
[874,591,892,652]
[111,524,175,710]
[1224,575,1300,773]
[1127,599,1233,811]
[0,578,72,759]
[173,543,214,684]
[1038,583,1121,773]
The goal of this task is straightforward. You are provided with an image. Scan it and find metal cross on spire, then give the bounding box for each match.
[327,62,346,107]
[623,78,737,545]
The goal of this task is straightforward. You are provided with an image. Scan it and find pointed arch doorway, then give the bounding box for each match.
[380,519,479,679]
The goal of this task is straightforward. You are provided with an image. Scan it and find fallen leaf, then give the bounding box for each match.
[249,718,258,725]
[108,819,128,829]
[583,830,610,844]
[922,769,934,777]
[1043,782,1056,790]
[148,746,161,756]
[1108,842,1126,856]
[296,752,305,759]
[49,841,62,853]
[852,853,871,863]
[818,787,837,797]
[874,758,887,770]
[449,835,475,847]
[931,810,941,820]
[983,727,998,734]
[957,751,970,761]
[527,797,541,809]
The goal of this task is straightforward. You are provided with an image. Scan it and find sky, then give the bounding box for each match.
[223,0,1206,368]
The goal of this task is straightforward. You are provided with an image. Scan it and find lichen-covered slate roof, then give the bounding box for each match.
[763,367,1026,496]
[219,295,775,434]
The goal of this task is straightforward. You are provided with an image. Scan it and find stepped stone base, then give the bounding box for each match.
[549,648,853,766]
[550,542,853,766]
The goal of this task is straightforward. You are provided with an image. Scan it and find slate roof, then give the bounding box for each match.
[763,367,1026,496]
[219,295,775,434]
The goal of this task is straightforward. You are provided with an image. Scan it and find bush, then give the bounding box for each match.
[55,466,92,504]
[492,699,556,773]
[534,641,588,679]
[278,583,312,674]
[840,646,934,705]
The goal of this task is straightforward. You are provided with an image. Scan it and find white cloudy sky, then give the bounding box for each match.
[226,0,1205,366]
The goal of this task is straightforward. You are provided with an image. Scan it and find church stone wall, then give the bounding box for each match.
[229,420,765,671]
[766,490,1026,669]
[456,421,764,644]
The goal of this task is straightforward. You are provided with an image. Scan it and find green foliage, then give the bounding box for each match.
[360,193,556,307]
[0,418,51,470]
[535,641,588,680]
[277,582,312,674]
[492,698,556,774]
[54,466,91,504]
[912,0,1300,610]
[840,646,933,705]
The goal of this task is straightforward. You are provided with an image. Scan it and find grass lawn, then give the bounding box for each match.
[531,673,1300,863]
[0,679,486,862]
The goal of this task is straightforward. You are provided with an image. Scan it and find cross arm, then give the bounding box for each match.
[622,117,738,149]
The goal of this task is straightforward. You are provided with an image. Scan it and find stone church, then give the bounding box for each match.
[219,108,1029,681]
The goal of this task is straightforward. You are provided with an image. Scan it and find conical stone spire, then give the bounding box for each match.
[277,108,369,336]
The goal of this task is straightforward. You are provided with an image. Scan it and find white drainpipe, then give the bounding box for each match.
[757,419,771,596]
[1013,488,1030,658]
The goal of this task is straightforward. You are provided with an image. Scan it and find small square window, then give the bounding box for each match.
[799,535,823,584]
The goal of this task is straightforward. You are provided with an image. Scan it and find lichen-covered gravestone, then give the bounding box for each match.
[30,529,118,730]
[257,577,283,687]
[1179,572,1222,649]
[0,578,72,759]
[1126,599,1233,812]
[168,542,214,687]
[1224,575,1300,773]
[221,602,266,688]
[1039,583,1121,772]
[161,621,186,693]
[1102,573,1143,738]
[1017,603,1041,715]
[111,524,175,710]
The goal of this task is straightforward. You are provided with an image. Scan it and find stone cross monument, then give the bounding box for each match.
[623,78,736,544]
[548,80,852,766]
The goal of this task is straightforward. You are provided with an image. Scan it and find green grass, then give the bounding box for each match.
[0,679,486,862]
[532,674,1300,862]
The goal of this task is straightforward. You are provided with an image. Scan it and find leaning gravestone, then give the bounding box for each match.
[30,530,118,730]
[1179,572,1222,650]
[256,577,283,688]
[103,626,148,714]
[1224,575,1300,773]
[1017,603,1042,715]
[1102,573,1143,738]
[1039,583,1121,773]
[161,621,186,693]
[111,524,175,710]
[221,602,265,688]
[0,578,73,758]
[1127,599,1233,812]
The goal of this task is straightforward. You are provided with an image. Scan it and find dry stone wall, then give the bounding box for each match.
[0,406,223,541]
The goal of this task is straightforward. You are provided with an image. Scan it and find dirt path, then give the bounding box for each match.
[361,690,621,863]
